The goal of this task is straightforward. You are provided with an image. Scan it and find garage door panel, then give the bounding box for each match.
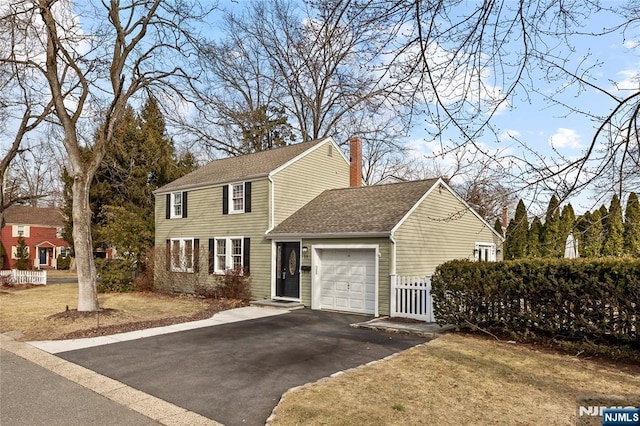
[318,249,376,315]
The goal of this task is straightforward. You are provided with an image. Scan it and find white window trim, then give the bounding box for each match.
[170,192,183,219]
[170,238,194,272]
[12,225,30,238]
[213,236,244,274]
[475,242,496,262]
[228,182,245,214]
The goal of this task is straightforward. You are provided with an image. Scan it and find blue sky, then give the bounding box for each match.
[403,4,639,215]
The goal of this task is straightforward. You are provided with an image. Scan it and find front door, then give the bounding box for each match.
[275,242,300,299]
[39,248,47,266]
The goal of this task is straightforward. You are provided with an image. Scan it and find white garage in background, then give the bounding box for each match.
[311,245,379,316]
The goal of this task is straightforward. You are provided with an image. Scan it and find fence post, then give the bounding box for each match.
[425,276,434,322]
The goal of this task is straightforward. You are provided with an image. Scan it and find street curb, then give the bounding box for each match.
[0,334,222,426]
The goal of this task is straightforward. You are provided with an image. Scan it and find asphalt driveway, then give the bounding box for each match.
[58,309,427,425]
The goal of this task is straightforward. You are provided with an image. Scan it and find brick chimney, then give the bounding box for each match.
[502,206,508,230]
[349,136,362,187]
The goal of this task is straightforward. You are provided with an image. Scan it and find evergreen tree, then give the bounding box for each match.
[602,194,624,256]
[623,192,640,257]
[541,195,561,257]
[62,97,197,270]
[505,199,528,259]
[528,217,543,258]
[582,210,604,257]
[574,212,589,257]
[598,204,609,236]
[559,203,576,240]
[493,219,504,238]
[14,236,30,270]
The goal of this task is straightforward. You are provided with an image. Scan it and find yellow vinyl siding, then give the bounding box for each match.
[154,179,272,298]
[394,185,503,276]
[300,237,392,315]
[272,141,350,226]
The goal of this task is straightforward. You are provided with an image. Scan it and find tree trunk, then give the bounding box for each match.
[72,174,99,311]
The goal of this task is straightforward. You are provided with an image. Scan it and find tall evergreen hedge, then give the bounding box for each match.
[431,259,639,348]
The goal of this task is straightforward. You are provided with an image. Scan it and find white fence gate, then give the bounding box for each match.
[390,275,434,322]
[0,269,47,285]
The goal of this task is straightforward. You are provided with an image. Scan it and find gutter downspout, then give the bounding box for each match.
[265,175,275,234]
[389,232,397,318]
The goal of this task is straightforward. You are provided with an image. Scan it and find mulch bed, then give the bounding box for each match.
[54,298,248,340]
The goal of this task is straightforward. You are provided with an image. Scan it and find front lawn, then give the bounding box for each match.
[271,333,640,425]
[0,283,219,341]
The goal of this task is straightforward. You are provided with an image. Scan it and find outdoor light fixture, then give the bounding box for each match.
[302,246,308,253]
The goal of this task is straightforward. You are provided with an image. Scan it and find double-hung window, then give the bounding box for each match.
[12,225,29,237]
[475,242,496,262]
[166,192,187,219]
[211,237,246,274]
[231,183,244,213]
[172,192,182,218]
[169,238,196,272]
[222,182,251,214]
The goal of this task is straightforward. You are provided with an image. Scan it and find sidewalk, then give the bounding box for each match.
[1,306,292,425]
[30,306,288,354]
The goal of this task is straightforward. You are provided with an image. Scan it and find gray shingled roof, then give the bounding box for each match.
[269,179,439,236]
[4,205,66,227]
[155,138,326,193]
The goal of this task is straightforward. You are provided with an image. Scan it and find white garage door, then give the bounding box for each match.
[318,249,376,314]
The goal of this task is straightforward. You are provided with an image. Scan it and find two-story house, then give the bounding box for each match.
[154,137,503,317]
[1,205,70,270]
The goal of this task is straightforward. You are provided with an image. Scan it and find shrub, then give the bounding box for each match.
[431,258,640,350]
[195,268,252,301]
[133,248,155,292]
[56,255,71,270]
[96,258,135,292]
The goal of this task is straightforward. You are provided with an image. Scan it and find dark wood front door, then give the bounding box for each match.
[276,242,300,298]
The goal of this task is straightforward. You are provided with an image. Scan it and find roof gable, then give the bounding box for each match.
[268,179,439,236]
[3,205,66,228]
[155,138,330,194]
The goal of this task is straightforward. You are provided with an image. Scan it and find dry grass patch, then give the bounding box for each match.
[0,284,210,341]
[271,333,640,426]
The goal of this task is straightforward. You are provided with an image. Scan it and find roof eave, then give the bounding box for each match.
[153,173,270,195]
[265,231,391,240]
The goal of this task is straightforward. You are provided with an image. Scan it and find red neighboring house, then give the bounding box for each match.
[1,205,70,270]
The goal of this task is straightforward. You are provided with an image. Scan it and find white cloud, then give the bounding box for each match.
[549,128,582,149]
[616,69,639,91]
[624,40,639,50]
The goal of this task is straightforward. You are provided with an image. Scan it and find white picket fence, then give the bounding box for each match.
[0,269,47,285]
[390,275,434,322]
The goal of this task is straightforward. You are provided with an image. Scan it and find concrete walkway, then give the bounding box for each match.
[30,306,288,354]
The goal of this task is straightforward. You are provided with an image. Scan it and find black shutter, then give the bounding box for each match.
[208,239,215,274]
[243,237,250,275]
[182,192,188,218]
[165,240,171,271]
[166,194,171,219]
[244,182,251,213]
[193,238,199,272]
[222,185,229,215]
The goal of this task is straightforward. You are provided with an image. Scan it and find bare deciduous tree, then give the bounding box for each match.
[2,0,211,311]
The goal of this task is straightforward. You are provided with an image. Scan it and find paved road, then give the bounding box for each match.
[0,350,159,426]
[59,309,427,426]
